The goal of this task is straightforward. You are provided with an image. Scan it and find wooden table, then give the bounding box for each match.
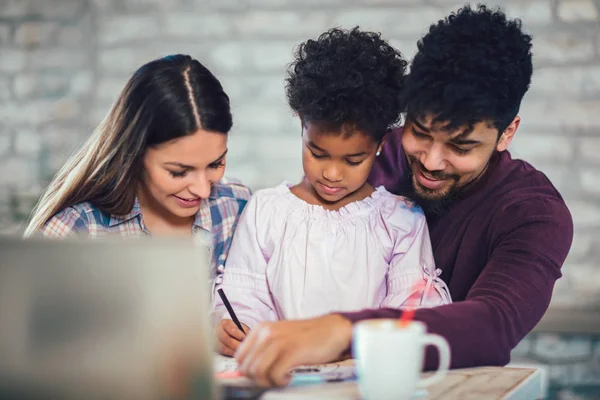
[215,357,544,400]
[262,366,542,399]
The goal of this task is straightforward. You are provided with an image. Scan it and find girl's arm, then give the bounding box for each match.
[213,193,278,330]
[381,208,451,308]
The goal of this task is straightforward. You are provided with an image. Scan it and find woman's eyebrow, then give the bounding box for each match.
[164,149,228,169]
[164,162,194,169]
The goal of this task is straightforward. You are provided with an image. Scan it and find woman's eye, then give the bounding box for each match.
[208,161,225,169]
[169,170,187,178]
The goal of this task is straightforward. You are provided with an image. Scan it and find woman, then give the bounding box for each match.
[24,54,251,277]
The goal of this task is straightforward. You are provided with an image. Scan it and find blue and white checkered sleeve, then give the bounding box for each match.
[41,207,91,238]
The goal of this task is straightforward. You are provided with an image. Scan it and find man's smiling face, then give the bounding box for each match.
[401,114,517,207]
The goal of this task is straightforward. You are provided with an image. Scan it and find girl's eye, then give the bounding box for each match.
[346,159,363,166]
[310,150,326,159]
[169,170,187,178]
[208,161,225,169]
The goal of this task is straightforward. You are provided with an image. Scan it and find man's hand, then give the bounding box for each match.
[234,314,353,387]
[216,319,250,357]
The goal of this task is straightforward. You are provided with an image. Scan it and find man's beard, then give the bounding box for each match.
[400,156,462,216]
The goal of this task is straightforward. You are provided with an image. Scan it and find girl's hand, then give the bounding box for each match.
[217,319,250,356]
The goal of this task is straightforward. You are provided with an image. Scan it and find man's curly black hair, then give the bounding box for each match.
[286,27,408,143]
[406,4,533,135]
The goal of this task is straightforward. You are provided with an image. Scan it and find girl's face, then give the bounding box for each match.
[301,123,384,204]
[140,128,228,220]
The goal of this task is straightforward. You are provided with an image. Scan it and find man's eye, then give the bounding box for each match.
[453,146,472,155]
[412,130,429,139]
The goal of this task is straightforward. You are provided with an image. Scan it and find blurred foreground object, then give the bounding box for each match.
[0,237,215,400]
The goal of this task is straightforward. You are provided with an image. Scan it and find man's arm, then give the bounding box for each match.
[342,196,573,369]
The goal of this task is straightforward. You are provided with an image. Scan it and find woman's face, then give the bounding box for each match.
[140,128,228,220]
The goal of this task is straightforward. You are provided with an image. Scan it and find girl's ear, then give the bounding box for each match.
[377,133,389,156]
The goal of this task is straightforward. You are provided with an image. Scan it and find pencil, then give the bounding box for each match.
[217,288,246,334]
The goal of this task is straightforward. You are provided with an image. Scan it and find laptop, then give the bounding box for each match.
[0,236,217,400]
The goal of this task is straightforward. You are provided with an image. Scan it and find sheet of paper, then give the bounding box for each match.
[214,354,240,373]
[213,354,356,383]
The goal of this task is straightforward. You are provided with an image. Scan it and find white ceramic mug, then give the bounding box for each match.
[353,319,450,400]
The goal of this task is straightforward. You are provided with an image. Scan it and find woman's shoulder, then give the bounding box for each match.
[50,202,102,224]
[212,177,252,202]
[41,202,110,237]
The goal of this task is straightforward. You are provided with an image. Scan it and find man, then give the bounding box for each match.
[233,5,574,387]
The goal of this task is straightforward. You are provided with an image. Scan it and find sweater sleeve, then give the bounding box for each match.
[341,196,573,370]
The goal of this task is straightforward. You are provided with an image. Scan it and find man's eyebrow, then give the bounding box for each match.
[412,119,430,133]
[449,129,482,145]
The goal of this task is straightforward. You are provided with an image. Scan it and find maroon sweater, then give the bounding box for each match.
[342,128,573,369]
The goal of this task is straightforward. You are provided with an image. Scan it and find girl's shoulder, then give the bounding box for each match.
[245,182,296,211]
[373,187,427,226]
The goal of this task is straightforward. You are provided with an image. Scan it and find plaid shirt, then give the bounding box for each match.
[41,178,251,279]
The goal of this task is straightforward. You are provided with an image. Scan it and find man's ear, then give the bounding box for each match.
[496,116,520,152]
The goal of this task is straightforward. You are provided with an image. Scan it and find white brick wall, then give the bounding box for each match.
[578,137,600,163]
[557,0,599,22]
[505,0,553,25]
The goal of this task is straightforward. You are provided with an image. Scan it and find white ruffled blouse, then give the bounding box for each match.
[214,182,451,329]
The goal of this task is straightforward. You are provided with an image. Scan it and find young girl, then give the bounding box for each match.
[214,28,451,356]
[25,54,251,278]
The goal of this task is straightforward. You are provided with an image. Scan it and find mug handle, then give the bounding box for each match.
[417,333,450,388]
